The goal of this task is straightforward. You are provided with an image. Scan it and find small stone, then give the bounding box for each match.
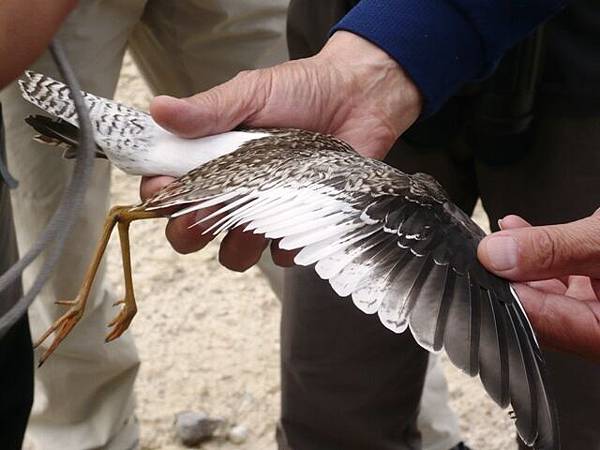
[174,410,223,447]
[228,424,249,445]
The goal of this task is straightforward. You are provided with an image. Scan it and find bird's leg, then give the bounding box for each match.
[105,217,136,342]
[105,207,163,343]
[35,205,161,365]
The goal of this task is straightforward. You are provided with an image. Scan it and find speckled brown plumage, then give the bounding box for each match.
[143,128,448,208]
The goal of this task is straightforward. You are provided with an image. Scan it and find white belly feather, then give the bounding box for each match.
[118,123,271,177]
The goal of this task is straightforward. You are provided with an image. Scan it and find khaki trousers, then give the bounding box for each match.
[0,1,287,449]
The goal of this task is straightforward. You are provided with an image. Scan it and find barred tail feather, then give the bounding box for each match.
[19,71,103,126]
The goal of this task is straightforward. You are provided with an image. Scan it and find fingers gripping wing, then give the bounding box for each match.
[141,129,559,449]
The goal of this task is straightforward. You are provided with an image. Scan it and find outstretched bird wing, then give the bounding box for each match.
[19,71,559,450]
[142,129,559,450]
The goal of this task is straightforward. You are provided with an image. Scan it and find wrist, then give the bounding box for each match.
[318,31,422,139]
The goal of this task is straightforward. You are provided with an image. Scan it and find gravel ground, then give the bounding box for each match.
[106,55,516,450]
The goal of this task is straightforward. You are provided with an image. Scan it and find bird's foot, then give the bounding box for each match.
[34,299,84,366]
[105,297,137,343]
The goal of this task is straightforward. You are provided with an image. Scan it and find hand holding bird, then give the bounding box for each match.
[480,212,600,361]
[141,30,422,270]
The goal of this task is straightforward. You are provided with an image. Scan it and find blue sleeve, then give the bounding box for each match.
[332,0,567,116]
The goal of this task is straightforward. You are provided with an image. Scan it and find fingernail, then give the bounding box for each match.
[497,218,504,230]
[484,235,518,271]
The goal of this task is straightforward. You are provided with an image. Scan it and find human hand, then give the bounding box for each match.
[477,212,600,361]
[0,0,77,89]
[141,31,422,271]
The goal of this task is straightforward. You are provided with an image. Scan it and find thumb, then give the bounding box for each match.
[149,70,268,138]
[478,209,600,281]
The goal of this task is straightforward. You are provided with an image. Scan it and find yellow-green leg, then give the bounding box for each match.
[35,205,161,365]
[106,218,137,343]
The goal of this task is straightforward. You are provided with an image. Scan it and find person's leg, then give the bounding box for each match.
[293,12,481,442]
[128,0,288,98]
[418,355,462,450]
[0,1,146,449]
[285,2,474,448]
[0,131,33,450]
[477,115,600,449]
[128,0,289,296]
[279,266,427,450]
[277,131,480,450]
[0,316,32,450]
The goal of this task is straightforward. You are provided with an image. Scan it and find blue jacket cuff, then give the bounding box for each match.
[332,0,483,116]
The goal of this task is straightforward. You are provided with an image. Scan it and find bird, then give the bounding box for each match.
[19,70,559,450]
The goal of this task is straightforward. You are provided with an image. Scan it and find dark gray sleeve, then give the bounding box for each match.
[0,106,33,449]
[287,0,358,59]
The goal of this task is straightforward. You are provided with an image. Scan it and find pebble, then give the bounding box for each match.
[174,410,224,447]
[228,424,249,445]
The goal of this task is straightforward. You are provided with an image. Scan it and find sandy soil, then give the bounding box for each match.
[108,55,515,450]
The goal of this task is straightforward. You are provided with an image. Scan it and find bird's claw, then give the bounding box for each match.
[105,300,136,343]
[55,299,79,306]
[34,303,83,366]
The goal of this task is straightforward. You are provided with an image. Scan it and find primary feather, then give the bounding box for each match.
[20,71,560,450]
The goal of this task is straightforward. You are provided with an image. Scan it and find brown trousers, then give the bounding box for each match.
[279,2,600,449]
